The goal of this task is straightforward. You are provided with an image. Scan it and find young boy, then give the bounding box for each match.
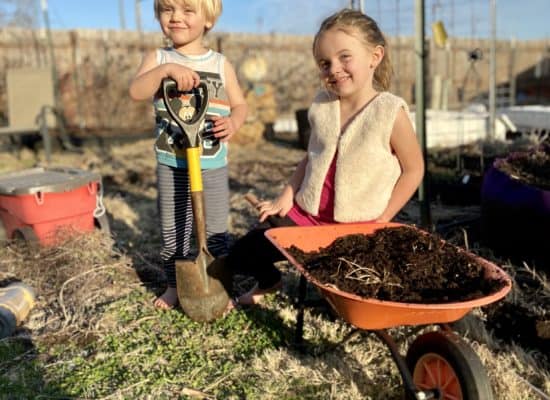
[129,0,247,309]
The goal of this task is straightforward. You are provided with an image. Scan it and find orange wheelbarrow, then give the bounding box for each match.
[265,222,512,400]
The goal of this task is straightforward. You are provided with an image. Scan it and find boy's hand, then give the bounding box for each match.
[210,115,237,143]
[165,63,200,91]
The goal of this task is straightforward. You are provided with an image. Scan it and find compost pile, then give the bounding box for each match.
[287,226,507,303]
[495,145,550,191]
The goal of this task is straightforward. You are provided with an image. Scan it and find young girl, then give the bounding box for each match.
[225,8,424,308]
[129,0,247,309]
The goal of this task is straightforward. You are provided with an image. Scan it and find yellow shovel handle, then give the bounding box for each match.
[187,147,202,192]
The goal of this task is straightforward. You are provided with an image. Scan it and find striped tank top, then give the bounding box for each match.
[153,47,231,169]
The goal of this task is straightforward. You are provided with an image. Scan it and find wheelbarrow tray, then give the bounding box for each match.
[265,222,512,330]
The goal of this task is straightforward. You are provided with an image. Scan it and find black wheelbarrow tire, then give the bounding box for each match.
[406,330,493,400]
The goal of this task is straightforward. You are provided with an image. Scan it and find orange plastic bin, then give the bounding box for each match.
[0,167,103,245]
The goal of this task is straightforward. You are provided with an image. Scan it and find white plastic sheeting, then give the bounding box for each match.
[498,105,550,132]
[274,104,550,149]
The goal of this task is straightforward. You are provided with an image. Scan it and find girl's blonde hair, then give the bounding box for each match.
[154,0,223,29]
[313,8,392,91]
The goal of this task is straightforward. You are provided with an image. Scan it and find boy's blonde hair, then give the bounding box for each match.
[313,8,392,91]
[154,0,222,28]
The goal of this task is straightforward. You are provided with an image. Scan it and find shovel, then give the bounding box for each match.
[161,78,230,322]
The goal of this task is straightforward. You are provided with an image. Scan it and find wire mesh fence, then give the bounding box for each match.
[0,0,548,135]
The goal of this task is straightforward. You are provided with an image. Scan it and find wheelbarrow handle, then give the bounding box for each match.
[244,192,261,207]
[161,78,209,148]
[244,192,292,228]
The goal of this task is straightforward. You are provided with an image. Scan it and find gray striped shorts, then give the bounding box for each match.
[157,163,230,287]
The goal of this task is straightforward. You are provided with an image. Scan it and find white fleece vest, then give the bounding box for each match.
[295,91,410,222]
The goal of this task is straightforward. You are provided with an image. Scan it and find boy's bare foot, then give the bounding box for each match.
[154,287,178,309]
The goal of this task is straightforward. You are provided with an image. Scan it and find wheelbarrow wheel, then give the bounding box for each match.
[406,331,493,400]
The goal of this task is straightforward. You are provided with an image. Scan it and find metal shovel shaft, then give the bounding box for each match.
[174,147,230,322]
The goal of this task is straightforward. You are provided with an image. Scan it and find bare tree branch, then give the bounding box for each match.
[0,0,40,28]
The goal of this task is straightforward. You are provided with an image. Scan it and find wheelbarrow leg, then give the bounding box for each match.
[294,274,308,346]
[374,330,436,400]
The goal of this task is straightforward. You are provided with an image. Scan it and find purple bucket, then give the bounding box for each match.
[481,155,550,268]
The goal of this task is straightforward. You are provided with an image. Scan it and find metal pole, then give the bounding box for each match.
[70,31,86,130]
[395,0,400,96]
[40,0,60,164]
[415,0,431,229]
[135,0,143,44]
[350,0,364,12]
[488,0,497,139]
[41,0,59,105]
[509,37,516,106]
[119,0,126,30]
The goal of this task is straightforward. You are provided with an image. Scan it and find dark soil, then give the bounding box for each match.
[485,302,550,355]
[484,266,550,356]
[495,145,550,191]
[287,226,507,304]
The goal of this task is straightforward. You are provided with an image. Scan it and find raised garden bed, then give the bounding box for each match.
[481,144,550,268]
[427,142,510,206]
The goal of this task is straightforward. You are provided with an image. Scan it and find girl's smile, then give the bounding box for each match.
[329,74,351,88]
[315,28,381,105]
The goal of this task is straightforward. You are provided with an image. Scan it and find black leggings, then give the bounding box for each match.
[225,216,296,290]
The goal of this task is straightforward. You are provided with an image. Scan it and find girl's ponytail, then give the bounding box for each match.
[373,38,392,91]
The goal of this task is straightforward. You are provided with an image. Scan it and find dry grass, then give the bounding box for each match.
[0,137,549,399]
[0,231,137,344]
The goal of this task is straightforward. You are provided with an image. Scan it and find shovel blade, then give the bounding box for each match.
[175,253,230,322]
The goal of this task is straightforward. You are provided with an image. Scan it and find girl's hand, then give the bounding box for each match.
[210,115,237,142]
[257,190,294,222]
[165,63,200,91]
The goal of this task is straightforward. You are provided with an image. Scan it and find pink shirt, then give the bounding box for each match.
[287,153,376,226]
[287,155,337,226]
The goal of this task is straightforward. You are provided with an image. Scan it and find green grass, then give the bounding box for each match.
[2,289,293,399]
[0,339,68,399]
